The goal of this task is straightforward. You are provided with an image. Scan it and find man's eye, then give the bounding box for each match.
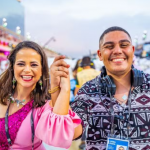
[105,45,113,49]
[121,44,128,48]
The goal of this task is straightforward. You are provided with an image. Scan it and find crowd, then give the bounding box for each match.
[0,26,150,150]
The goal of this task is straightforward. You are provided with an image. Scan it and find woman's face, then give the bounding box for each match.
[14,48,42,89]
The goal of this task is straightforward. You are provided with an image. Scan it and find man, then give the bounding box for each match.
[71,26,150,150]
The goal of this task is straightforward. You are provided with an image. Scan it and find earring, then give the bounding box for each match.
[39,78,43,90]
[12,77,16,89]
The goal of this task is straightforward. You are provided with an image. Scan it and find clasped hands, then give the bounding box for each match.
[50,55,70,92]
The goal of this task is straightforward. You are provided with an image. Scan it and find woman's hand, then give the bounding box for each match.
[50,56,70,87]
[50,56,70,107]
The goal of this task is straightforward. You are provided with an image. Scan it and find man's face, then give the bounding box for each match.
[97,31,135,76]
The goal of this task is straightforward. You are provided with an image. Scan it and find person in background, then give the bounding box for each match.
[74,56,100,96]
[90,60,96,69]
[70,69,76,103]
[72,59,82,79]
[74,56,100,150]
[69,59,83,103]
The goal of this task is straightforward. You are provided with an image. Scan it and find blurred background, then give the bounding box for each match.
[0,0,150,149]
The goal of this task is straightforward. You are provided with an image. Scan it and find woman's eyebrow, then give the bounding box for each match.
[16,60,24,63]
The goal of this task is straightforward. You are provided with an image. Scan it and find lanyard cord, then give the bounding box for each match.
[31,107,35,150]
[109,86,132,138]
[109,91,115,136]
[5,102,12,146]
[127,86,132,139]
[5,102,35,149]
[98,84,132,138]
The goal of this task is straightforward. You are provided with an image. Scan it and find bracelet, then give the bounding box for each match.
[49,86,60,94]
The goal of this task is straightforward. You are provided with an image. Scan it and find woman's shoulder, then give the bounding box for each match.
[0,103,8,118]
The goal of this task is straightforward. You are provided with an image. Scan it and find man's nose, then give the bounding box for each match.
[113,44,122,54]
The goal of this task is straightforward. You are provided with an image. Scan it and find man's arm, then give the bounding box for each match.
[71,84,89,139]
[74,75,80,96]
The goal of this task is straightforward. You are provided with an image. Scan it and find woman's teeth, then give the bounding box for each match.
[22,76,32,79]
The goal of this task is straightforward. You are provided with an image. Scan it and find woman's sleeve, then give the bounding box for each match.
[35,100,81,149]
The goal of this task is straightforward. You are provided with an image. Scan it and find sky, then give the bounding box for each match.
[21,0,150,58]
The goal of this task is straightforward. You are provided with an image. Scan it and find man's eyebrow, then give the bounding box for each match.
[102,41,114,47]
[119,39,131,43]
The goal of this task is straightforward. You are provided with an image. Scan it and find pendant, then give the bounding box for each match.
[16,99,25,107]
[122,95,127,101]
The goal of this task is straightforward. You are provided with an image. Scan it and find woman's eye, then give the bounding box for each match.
[17,63,24,66]
[31,64,38,67]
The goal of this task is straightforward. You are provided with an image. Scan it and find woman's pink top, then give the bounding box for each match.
[0,100,81,150]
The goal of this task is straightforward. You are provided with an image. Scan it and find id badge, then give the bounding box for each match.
[106,137,129,150]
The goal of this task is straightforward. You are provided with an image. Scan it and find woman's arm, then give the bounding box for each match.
[50,56,70,107]
[50,56,83,139]
[53,76,70,115]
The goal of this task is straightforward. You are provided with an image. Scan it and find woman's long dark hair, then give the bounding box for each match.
[0,41,50,107]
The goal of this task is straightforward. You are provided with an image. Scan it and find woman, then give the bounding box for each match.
[0,41,82,149]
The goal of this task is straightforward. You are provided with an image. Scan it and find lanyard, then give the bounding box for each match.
[110,86,132,138]
[98,81,132,139]
[5,102,35,149]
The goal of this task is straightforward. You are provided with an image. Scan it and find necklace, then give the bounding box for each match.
[115,96,128,108]
[8,94,25,107]
[122,94,128,101]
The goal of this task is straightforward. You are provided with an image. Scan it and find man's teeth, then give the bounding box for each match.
[22,76,32,79]
[112,59,124,62]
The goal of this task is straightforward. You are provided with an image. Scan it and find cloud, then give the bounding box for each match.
[22,0,150,57]
[22,0,150,20]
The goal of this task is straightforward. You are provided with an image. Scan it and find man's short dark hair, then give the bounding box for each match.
[99,26,131,44]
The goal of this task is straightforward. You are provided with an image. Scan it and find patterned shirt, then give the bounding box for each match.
[71,73,150,150]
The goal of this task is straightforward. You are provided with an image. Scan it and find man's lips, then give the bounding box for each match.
[111,58,126,62]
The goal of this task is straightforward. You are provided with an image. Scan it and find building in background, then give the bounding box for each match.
[0,0,25,36]
[0,0,61,74]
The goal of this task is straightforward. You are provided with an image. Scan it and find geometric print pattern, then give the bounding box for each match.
[71,73,150,150]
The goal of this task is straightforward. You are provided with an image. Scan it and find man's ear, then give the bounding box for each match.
[97,49,103,61]
[132,45,135,53]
